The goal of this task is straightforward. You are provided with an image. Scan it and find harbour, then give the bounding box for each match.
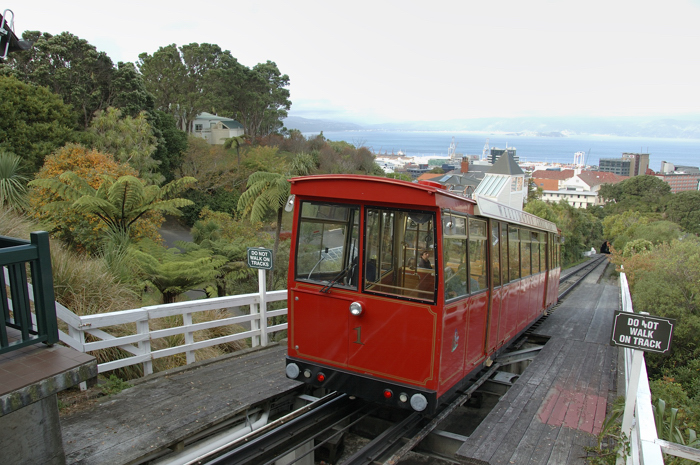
[314,130,700,171]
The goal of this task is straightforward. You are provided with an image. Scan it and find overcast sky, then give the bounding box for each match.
[10,0,700,124]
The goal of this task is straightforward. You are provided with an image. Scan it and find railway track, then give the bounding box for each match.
[165,256,607,465]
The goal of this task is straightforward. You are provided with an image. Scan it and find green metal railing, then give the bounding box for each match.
[0,231,58,354]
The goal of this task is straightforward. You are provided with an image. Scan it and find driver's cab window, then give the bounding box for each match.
[364,207,436,302]
[295,202,359,289]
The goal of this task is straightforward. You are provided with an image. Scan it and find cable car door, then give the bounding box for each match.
[348,208,438,387]
[290,202,360,368]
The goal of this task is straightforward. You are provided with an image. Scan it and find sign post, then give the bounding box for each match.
[611,312,675,464]
[247,247,274,347]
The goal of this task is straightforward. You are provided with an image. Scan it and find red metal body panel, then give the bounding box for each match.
[288,262,438,389]
[498,281,518,346]
[488,287,505,351]
[346,296,437,387]
[465,292,489,370]
[546,268,561,308]
[439,302,468,390]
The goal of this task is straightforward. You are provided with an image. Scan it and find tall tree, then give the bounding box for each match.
[2,31,153,128]
[0,75,75,172]
[137,44,187,128]
[665,190,700,236]
[150,110,188,182]
[138,43,241,133]
[234,61,291,138]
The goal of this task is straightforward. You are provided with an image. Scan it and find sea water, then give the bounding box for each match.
[316,130,700,171]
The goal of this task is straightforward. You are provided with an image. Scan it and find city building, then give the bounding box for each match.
[655,162,700,193]
[531,169,576,191]
[622,152,650,176]
[489,147,520,164]
[599,158,632,176]
[598,152,649,177]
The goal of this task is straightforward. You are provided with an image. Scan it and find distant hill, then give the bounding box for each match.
[285,115,700,139]
[283,116,364,133]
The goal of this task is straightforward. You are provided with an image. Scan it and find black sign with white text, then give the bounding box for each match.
[610,311,675,354]
[247,247,273,270]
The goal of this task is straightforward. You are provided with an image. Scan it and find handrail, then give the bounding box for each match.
[618,272,700,464]
[14,266,288,376]
[0,231,58,355]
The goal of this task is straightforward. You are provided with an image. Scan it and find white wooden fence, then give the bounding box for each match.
[619,271,700,464]
[56,269,288,376]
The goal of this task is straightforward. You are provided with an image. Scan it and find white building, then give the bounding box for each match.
[192,112,245,145]
[538,170,627,209]
[541,189,600,208]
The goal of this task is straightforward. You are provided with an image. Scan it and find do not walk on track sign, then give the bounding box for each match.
[610,311,675,354]
[247,247,273,270]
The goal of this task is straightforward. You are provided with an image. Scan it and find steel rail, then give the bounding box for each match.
[206,393,369,465]
[381,362,502,465]
[558,255,608,300]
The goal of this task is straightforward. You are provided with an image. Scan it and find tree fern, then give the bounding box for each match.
[237,154,315,289]
[30,172,197,238]
[129,239,226,303]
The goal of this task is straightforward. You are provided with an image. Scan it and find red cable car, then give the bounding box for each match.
[285,175,560,414]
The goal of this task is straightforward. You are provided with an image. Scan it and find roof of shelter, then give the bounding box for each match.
[195,112,244,129]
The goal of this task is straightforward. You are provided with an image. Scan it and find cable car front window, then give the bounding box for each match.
[295,202,360,289]
[364,207,436,302]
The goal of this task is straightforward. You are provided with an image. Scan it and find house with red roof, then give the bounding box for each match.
[536,169,627,208]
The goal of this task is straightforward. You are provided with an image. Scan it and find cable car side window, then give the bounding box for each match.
[491,220,501,288]
[364,207,436,302]
[469,218,488,292]
[520,228,531,278]
[295,202,360,289]
[540,232,546,272]
[508,226,520,282]
[443,215,468,301]
[531,231,540,274]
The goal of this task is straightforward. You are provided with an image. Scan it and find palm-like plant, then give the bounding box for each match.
[237,153,315,288]
[223,135,247,168]
[29,173,197,237]
[0,152,29,210]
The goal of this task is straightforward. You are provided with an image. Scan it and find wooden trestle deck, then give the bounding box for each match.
[59,343,300,465]
[456,260,619,465]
